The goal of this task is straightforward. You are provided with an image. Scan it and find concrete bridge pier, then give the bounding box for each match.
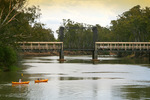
[149,52,150,63]
[92,26,99,61]
[59,27,65,61]
[59,50,65,61]
[92,50,98,61]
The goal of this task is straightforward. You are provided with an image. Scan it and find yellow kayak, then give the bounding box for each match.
[35,79,48,83]
[12,81,30,84]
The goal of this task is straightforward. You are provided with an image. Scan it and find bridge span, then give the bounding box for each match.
[18,42,150,61]
[18,42,63,51]
[95,42,150,51]
[18,42,64,61]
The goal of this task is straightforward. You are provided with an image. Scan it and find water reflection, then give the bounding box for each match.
[0,72,23,84]
[0,84,29,100]
[23,55,150,65]
[59,77,123,80]
[116,85,150,100]
[0,55,150,100]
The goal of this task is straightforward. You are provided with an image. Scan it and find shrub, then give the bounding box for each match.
[0,46,17,71]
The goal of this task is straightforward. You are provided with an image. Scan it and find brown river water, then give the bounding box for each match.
[0,55,150,100]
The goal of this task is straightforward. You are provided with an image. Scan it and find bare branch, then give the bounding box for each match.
[5,12,20,25]
[1,0,26,26]
[0,0,28,29]
[0,7,5,22]
[1,3,15,25]
[9,0,11,12]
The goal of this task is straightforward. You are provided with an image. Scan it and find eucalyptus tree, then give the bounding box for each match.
[58,19,94,49]
[0,0,42,46]
[28,22,55,42]
[110,5,150,42]
[0,0,55,71]
[0,0,28,70]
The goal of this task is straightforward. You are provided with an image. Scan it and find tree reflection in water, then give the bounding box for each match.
[118,85,150,99]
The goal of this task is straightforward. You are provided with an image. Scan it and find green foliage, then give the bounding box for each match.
[0,0,55,71]
[25,23,55,42]
[0,45,17,71]
[57,19,112,49]
[110,5,150,42]
[96,24,111,42]
[0,0,55,45]
[58,19,94,49]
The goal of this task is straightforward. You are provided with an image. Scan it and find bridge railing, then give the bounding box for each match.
[18,42,63,50]
[95,42,150,51]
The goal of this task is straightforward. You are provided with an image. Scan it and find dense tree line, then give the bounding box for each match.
[57,19,111,49]
[0,0,55,71]
[58,5,150,49]
[25,23,55,42]
[110,5,150,42]
[57,19,94,49]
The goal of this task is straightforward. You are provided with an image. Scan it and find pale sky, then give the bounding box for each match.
[28,0,150,38]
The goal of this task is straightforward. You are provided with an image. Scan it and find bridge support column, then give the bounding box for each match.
[59,50,65,61]
[149,52,150,63]
[92,26,99,61]
[58,27,65,62]
[92,50,98,61]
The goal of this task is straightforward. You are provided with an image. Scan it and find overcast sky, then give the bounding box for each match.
[28,0,150,38]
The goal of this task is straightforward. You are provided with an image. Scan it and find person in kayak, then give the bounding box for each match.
[19,79,22,83]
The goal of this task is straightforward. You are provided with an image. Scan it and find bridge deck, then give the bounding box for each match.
[18,42,63,51]
[18,42,150,52]
[95,42,150,51]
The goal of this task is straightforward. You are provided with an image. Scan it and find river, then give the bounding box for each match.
[0,55,150,100]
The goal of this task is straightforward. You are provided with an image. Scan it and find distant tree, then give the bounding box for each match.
[110,5,150,42]
[26,23,55,41]
[96,24,111,42]
[58,19,94,49]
